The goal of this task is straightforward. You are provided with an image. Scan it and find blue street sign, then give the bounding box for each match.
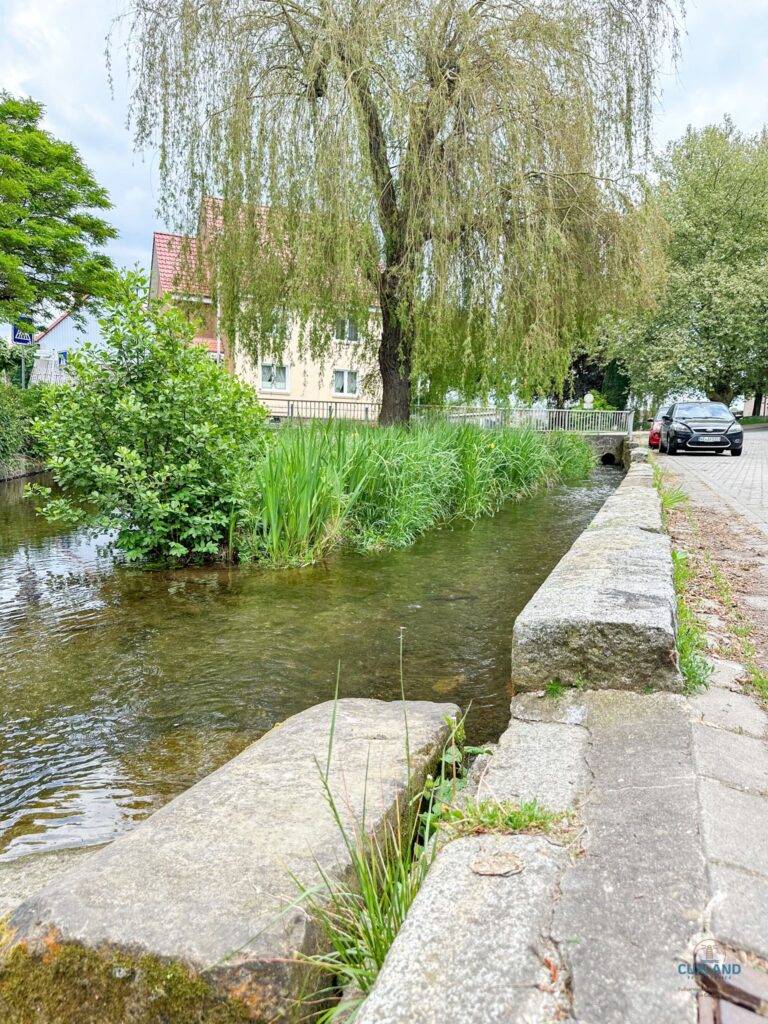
[12,326,35,345]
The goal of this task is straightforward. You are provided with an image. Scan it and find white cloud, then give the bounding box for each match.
[654,0,768,146]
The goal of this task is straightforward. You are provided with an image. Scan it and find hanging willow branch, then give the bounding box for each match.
[120,0,680,421]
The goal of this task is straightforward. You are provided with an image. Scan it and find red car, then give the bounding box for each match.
[648,406,668,449]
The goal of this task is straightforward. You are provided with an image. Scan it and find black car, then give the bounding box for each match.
[660,401,743,457]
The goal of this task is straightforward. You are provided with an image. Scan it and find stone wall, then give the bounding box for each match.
[582,430,627,465]
[509,453,681,692]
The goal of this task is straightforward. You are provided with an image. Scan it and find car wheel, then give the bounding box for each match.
[731,448,743,457]
[667,435,678,456]
[660,433,668,454]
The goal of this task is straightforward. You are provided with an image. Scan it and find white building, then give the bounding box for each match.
[29,308,105,385]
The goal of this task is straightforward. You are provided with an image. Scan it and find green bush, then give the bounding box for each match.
[30,271,267,563]
[0,382,25,463]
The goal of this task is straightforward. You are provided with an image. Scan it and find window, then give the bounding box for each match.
[334,319,359,342]
[58,351,68,365]
[261,363,288,391]
[333,369,359,396]
[674,402,730,420]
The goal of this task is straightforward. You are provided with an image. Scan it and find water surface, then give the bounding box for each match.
[0,468,619,860]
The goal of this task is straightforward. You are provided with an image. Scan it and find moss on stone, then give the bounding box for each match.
[0,933,253,1024]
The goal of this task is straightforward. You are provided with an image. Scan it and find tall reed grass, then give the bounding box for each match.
[237,422,595,566]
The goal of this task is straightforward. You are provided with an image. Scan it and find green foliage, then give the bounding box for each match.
[124,0,680,416]
[671,550,713,693]
[293,664,443,1018]
[572,390,617,410]
[14,386,51,458]
[237,423,595,566]
[660,485,688,515]
[0,343,38,388]
[608,119,768,403]
[0,382,47,462]
[544,679,566,700]
[239,425,369,565]
[602,359,631,410]
[0,382,25,463]
[434,798,565,838]
[296,785,430,1017]
[652,463,689,520]
[544,675,586,699]
[29,271,267,563]
[0,92,116,328]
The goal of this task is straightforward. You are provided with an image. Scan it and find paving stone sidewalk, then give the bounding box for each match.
[358,663,768,1024]
[664,427,768,535]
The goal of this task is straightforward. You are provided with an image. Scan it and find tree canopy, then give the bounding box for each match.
[607,118,768,405]
[123,0,680,421]
[0,92,117,329]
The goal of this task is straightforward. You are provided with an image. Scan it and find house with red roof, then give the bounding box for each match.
[149,208,381,417]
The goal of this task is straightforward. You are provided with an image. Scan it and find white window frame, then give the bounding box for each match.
[260,362,289,392]
[332,368,360,397]
[334,318,360,343]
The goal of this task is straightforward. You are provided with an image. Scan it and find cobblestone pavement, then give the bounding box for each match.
[660,427,768,534]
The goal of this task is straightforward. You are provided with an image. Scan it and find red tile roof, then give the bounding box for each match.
[191,336,224,354]
[151,232,209,298]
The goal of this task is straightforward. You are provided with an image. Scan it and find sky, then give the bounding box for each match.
[1,0,768,286]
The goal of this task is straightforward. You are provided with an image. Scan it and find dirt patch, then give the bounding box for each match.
[664,466,768,699]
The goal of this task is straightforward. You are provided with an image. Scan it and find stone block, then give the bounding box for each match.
[355,834,569,1024]
[699,778,768,876]
[553,691,704,1024]
[692,723,768,794]
[1,699,457,1021]
[710,863,768,960]
[510,525,680,692]
[707,658,746,689]
[475,717,589,811]
[690,689,768,739]
[588,484,663,533]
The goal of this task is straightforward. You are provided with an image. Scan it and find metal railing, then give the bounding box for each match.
[28,355,70,386]
[260,398,381,423]
[415,406,635,436]
[260,399,633,435]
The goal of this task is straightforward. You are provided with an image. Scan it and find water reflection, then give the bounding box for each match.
[0,469,619,859]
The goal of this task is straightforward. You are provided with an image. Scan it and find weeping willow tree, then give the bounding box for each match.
[122,0,679,423]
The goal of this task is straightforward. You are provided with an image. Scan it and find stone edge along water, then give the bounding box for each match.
[509,452,681,692]
[0,698,458,1022]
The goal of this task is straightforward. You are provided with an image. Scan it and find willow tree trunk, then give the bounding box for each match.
[377,274,412,425]
[753,390,764,417]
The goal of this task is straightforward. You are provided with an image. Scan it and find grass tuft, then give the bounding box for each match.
[236,422,595,566]
[672,549,713,693]
[432,797,567,838]
[292,676,563,1021]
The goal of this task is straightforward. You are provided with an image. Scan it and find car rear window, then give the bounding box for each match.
[675,403,731,418]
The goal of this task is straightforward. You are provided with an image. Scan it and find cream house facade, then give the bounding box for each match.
[150,229,381,418]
